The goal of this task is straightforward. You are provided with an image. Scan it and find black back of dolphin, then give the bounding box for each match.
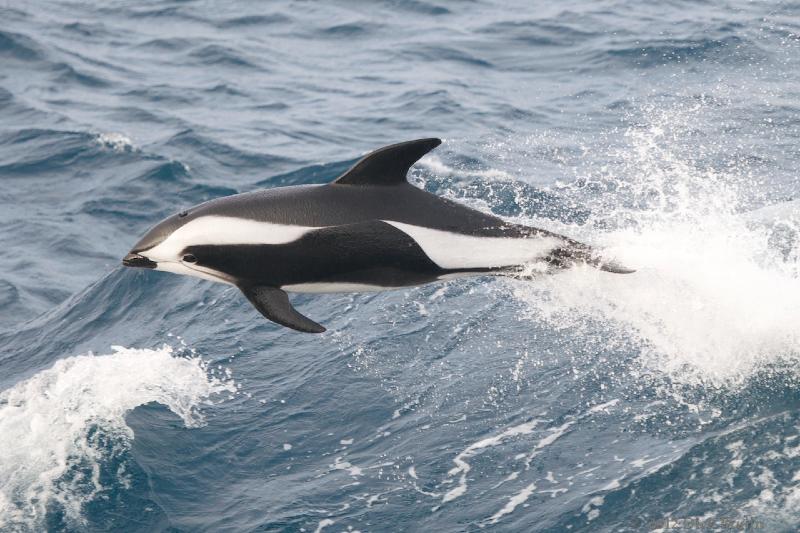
[167,139,536,239]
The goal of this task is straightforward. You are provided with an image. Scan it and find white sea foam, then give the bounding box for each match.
[95,132,135,152]
[507,102,800,387]
[486,482,536,525]
[332,456,363,477]
[524,420,575,466]
[0,345,235,530]
[440,401,616,515]
[442,420,542,503]
[420,154,514,182]
[314,518,335,533]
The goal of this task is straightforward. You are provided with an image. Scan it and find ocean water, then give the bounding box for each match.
[1,0,799,531]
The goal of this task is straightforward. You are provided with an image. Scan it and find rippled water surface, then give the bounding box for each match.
[2,1,800,531]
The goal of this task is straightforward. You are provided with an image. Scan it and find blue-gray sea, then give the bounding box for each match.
[2,1,800,531]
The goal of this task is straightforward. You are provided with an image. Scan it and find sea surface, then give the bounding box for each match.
[1,1,800,531]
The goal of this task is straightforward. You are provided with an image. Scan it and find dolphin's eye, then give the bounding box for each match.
[178,211,188,218]
[182,254,197,263]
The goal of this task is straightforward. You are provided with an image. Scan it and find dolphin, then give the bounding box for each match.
[122,138,631,332]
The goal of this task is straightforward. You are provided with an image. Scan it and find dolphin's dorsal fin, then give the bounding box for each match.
[333,138,441,186]
[240,285,326,333]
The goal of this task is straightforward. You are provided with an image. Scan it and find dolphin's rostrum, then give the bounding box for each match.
[123,138,632,332]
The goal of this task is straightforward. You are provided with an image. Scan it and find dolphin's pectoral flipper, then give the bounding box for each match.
[239,285,326,333]
[333,138,441,186]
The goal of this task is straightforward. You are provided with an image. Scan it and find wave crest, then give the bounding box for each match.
[0,345,235,530]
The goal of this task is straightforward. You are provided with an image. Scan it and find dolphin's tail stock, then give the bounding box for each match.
[595,259,637,274]
[560,242,635,273]
[498,238,635,280]
[545,239,635,274]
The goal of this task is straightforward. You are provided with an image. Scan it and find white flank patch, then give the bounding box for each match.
[384,221,560,270]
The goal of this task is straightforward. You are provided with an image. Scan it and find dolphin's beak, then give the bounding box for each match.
[122,252,157,269]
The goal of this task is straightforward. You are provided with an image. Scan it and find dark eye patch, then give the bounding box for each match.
[182,254,197,263]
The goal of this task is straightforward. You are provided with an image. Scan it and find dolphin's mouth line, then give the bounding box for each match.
[125,255,236,285]
[177,261,237,285]
[122,252,157,269]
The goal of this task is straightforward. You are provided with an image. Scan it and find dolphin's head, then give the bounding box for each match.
[122,208,235,285]
[123,211,185,269]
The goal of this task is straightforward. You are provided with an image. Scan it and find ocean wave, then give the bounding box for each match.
[133,37,194,51]
[216,13,291,29]
[476,19,601,47]
[596,35,764,68]
[61,21,113,39]
[0,346,235,531]
[0,129,106,176]
[187,44,262,69]
[399,44,493,68]
[122,85,199,105]
[321,22,379,38]
[389,0,451,16]
[95,132,135,153]
[0,281,19,309]
[165,130,293,171]
[256,160,353,187]
[555,410,800,531]
[0,30,43,61]
[137,160,191,183]
[51,61,111,88]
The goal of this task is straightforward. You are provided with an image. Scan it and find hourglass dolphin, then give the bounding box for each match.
[122,138,631,333]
